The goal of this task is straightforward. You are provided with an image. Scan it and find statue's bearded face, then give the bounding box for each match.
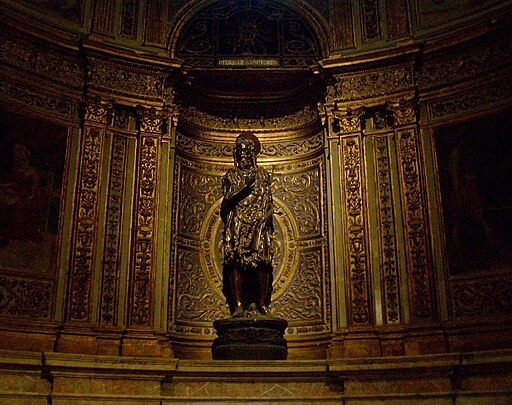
[234,139,256,170]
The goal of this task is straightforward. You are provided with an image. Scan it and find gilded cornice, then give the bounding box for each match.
[423,72,512,123]
[178,105,322,139]
[0,28,83,91]
[417,28,512,92]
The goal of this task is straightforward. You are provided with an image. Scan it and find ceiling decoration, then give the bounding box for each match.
[176,0,322,69]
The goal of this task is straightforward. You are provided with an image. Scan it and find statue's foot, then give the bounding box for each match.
[232,305,245,318]
[257,305,269,315]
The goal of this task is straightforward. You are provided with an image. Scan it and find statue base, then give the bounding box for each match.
[212,317,288,360]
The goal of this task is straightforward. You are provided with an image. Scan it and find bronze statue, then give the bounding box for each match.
[220,132,274,317]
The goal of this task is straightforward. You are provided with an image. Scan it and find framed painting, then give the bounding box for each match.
[434,109,512,275]
[0,110,68,277]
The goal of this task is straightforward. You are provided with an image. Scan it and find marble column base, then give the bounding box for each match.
[212,317,288,360]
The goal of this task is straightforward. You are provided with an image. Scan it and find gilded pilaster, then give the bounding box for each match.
[363,111,405,326]
[389,99,436,322]
[128,106,164,328]
[68,97,112,323]
[99,108,131,326]
[334,106,373,327]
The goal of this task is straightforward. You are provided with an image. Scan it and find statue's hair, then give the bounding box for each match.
[235,132,261,155]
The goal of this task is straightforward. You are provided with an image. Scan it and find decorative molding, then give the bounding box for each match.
[69,99,110,320]
[178,168,220,237]
[342,136,371,325]
[0,276,52,319]
[360,0,381,42]
[100,135,127,325]
[387,98,417,126]
[374,135,400,323]
[84,98,112,123]
[451,276,512,318]
[137,106,166,133]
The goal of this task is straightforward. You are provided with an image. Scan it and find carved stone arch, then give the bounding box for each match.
[167,0,330,64]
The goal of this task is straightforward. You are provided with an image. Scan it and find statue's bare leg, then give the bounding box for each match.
[257,267,270,314]
[230,265,244,317]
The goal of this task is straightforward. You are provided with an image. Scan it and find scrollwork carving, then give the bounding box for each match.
[0,36,83,87]
[451,277,512,317]
[427,82,512,121]
[137,106,166,133]
[176,249,227,322]
[177,131,323,159]
[418,32,512,91]
[89,58,166,99]
[0,276,52,319]
[388,98,417,126]
[179,168,221,237]
[84,97,112,123]
[273,170,321,237]
[272,250,323,322]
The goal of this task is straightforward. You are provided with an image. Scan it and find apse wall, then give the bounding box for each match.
[0,0,511,362]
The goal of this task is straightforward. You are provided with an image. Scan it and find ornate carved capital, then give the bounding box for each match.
[137,105,166,134]
[332,106,365,134]
[84,97,113,124]
[387,98,418,126]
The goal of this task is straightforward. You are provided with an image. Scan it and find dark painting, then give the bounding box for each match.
[0,110,67,276]
[435,109,512,275]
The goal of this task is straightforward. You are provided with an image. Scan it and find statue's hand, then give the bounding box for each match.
[246,170,256,187]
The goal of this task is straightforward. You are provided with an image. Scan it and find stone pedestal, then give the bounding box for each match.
[212,317,288,360]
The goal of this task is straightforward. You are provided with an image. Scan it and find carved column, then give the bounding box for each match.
[123,105,171,357]
[388,99,438,324]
